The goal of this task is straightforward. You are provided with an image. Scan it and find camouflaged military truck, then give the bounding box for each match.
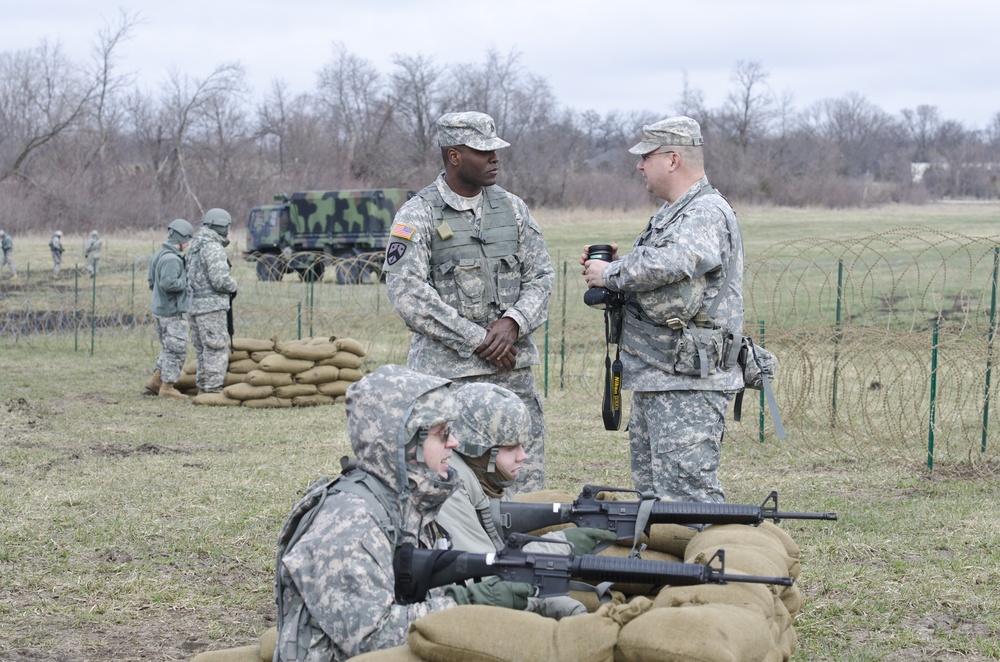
[244,189,414,282]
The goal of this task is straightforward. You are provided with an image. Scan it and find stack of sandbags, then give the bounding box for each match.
[190,336,368,407]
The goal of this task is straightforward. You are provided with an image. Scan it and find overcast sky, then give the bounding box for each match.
[7,0,1000,130]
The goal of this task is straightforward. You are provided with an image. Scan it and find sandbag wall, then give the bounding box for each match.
[176,336,368,407]
[350,488,804,662]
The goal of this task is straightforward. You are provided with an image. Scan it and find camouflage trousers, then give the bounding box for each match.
[51,250,62,275]
[627,389,736,503]
[86,257,99,277]
[449,368,546,495]
[154,314,189,383]
[190,310,229,392]
[1,249,14,275]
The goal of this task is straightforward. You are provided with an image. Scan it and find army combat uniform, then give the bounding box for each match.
[602,175,744,503]
[0,230,15,276]
[185,226,237,393]
[84,230,102,277]
[148,240,189,385]
[383,173,554,493]
[274,366,464,661]
[49,232,64,276]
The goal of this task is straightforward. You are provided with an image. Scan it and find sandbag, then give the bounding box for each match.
[337,368,365,382]
[569,588,626,613]
[258,354,314,374]
[190,645,261,662]
[758,521,801,560]
[245,370,294,387]
[223,372,245,387]
[228,350,250,362]
[228,358,259,374]
[407,604,622,662]
[175,373,197,389]
[278,341,339,361]
[615,523,698,558]
[295,365,340,384]
[241,396,294,408]
[335,337,366,356]
[345,644,425,661]
[192,392,241,407]
[617,603,776,662]
[513,489,579,503]
[317,380,353,397]
[316,351,364,369]
[686,524,798,578]
[231,337,274,352]
[251,350,276,363]
[292,394,336,407]
[274,383,319,399]
[653,574,777,621]
[224,383,275,401]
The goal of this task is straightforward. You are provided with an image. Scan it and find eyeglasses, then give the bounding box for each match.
[421,424,452,441]
[640,150,676,162]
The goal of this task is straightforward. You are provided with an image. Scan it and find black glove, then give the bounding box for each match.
[444,577,533,609]
[562,527,617,555]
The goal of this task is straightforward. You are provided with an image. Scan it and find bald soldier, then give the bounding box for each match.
[382,111,554,494]
[581,117,745,503]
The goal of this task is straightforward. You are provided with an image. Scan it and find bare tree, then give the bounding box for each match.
[0,41,96,185]
[389,53,443,176]
[718,60,775,153]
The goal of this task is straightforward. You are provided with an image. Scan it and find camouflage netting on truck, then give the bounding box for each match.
[192,489,802,662]
[183,336,368,407]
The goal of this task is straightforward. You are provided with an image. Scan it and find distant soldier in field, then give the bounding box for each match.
[49,230,64,277]
[0,229,15,277]
[145,219,195,399]
[382,111,555,494]
[185,209,237,394]
[84,230,103,277]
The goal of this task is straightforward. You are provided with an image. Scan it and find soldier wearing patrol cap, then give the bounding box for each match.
[382,111,554,495]
[580,116,745,504]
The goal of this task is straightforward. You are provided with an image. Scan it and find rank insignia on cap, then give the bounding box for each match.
[391,223,416,240]
[386,242,407,266]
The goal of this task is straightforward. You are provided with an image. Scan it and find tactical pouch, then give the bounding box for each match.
[673,326,727,378]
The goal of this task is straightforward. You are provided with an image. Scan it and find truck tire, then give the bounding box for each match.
[298,260,325,283]
[256,255,285,281]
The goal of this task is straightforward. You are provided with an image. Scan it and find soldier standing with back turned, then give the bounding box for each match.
[185,209,237,394]
[382,111,554,494]
[145,219,195,399]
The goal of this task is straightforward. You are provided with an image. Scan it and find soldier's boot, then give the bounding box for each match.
[143,369,162,396]
[158,382,188,399]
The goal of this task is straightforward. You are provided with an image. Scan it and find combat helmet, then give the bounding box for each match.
[202,208,232,237]
[451,383,531,472]
[166,218,194,243]
[54,231,63,237]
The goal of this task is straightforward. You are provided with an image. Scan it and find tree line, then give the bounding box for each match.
[3,12,999,235]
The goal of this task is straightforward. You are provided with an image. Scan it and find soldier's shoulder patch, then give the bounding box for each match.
[391,223,416,240]
[386,242,407,266]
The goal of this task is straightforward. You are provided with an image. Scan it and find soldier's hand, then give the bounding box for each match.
[528,595,588,619]
[562,527,618,555]
[444,577,533,609]
[476,318,519,366]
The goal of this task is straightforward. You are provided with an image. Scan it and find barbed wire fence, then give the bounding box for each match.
[3,230,999,469]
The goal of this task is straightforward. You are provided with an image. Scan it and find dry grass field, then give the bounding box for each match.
[2,202,999,660]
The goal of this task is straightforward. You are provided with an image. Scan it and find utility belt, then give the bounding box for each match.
[620,307,741,378]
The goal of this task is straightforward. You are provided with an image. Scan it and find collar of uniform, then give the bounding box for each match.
[650,176,711,229]
[435,173,484,215]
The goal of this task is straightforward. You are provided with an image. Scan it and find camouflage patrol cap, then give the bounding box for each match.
[628,116,704,154]
[451,383,531,461]
[437,112,510,151]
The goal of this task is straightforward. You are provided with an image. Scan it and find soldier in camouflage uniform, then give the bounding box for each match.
[84,230,103,277]
[0,230,15,277]
[49,231,64,276]
[146,219,194,399]
[273,365,534,662]
[185,209,238,393]
[436,382,611,619]
[383,111,555,495]
[581,117,744,503]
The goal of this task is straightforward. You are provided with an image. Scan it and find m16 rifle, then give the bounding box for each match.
[499,485,838,548]
[394,533,792,603]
